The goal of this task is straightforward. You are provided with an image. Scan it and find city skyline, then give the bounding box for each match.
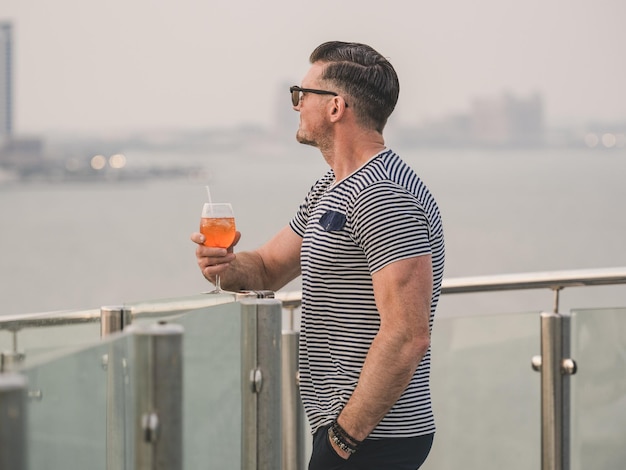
[1,0,625,136]
[1,22,623,159]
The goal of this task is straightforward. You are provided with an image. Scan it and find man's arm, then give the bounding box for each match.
[192,225,302,292]
[331,254,433,457]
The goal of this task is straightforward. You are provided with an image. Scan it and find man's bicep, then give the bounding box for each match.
[371,255,433,331]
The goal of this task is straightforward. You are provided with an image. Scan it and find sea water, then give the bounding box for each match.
[1,144,625,318]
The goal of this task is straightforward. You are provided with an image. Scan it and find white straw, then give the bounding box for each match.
[206,185,213,204]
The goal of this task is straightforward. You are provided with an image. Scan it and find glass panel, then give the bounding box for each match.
[571,308,626,470]
[126,293,236,326]
[16,322,101,362]
[424,312,541,470]
[171,301,242,470]
[5,296,243,468]
[20,333,133,470]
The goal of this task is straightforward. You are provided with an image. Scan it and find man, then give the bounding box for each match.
[191,41,445,470]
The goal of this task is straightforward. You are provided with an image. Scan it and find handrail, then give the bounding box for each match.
[277,266,626,312]
[442,267,626,313]
[440,266,626,294]
[2,267,626,331]
[0,293,237,332]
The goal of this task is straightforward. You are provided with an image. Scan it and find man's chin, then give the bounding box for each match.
[296,132,317,147]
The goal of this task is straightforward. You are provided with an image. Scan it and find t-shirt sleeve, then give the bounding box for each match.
[350,181,432,274]
[289,172,335,238]
[289,197,308,238]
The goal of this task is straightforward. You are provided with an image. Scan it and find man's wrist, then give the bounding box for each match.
[327,418,362,457]
[327,426,353,458]
[336,412,369,445]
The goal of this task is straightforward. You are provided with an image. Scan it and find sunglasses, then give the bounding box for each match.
[289,85,348,107]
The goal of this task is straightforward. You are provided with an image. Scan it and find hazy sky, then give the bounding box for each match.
[2,0,625,136]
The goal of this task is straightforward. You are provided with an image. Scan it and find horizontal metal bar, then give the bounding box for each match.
[2,267,626,331]
[0,294,237,332]
[440,266,626,294]
[0,309,101,331]
[276,267,626,308]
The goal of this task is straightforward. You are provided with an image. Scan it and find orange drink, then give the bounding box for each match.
[200,202,235,293]
[200,217,236,248]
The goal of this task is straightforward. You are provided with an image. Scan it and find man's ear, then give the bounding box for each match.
[329,97,346,121]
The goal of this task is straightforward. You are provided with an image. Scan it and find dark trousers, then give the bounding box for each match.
[308,424,434,470]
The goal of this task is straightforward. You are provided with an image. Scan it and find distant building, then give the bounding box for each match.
[0,21,12,138]
[0,136,43,167]
[0,21,45,169]
[470,93,544,146]
[400,92,546,148]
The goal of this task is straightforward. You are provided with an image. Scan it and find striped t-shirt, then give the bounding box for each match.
[289,148,445,439]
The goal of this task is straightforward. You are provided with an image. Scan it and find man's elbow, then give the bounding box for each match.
[413,335,431,360]
[396,331,430,365]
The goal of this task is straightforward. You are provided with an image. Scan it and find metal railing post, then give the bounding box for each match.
[129,321,184,470]
[0,373,28,470]
[101,305,132,337]
[0,330,26,373]
[241,298,283,470]
[102,305,133,470]
[534,312,576,470]
[281,330,305,470]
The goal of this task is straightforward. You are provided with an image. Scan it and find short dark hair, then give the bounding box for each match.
[310,41,400,133]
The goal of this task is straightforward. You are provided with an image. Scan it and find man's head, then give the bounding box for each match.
[309,41,400,133]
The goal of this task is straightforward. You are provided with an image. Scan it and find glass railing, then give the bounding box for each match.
[0,293,236,370]
[424,311,541,469]
[20,333,129,470]
[570,307,626,470]
[0,295,282,470]
[1,268,625,470]
[173,302,243,469]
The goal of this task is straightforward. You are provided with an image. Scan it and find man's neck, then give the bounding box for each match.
[321,130,386,181]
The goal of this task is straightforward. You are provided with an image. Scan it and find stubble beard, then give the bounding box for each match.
[296,121,332,152]
[296,128,317,147]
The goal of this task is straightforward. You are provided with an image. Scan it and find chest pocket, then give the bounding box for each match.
[318,210,346,231]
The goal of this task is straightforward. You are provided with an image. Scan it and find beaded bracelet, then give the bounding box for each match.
[328,418,363,455]
[328,424,357,455]
[334,419,363,446]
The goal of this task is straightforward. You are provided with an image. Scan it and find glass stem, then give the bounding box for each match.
[215,274,222,292]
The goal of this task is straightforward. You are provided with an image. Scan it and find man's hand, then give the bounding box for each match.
[191,231,241,283]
